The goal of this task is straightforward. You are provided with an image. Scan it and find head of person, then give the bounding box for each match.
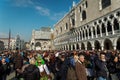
[29,54,33,58]
[78,54,85,63]
[1,57,6,64]
[37,59,42,66]
[113,56,118,62]
[30,59,35,65]
[100,53,106,61]
[60,53,66,61]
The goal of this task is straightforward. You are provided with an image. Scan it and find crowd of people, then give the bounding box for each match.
[0,49,120,80]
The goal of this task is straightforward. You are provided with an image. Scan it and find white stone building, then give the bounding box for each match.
[0,38,16,50]
[15,35,25,50]
[0,40,4,50]
[54,0,120,50]
[31,27,52,50]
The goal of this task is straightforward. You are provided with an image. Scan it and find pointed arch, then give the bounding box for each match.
[89,28,91,37]
[87,42,92,50]
[94,40,101,50]
[73,44,75,50]
[76,43,79,50]
[97,25,100,34]
[104,38,113,50]
[35,42,41,47]
[117,38,120,50]
[114,18,119,30]
[81,43,85,50]
[82,10,86,20]
[107,21,112,32]
[102,23,106,33]
[93,27,96,35]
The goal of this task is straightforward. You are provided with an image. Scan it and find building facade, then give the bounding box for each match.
[15,35,25,50]
[0,38,16,50]
[0,40,4,50]
[54,0,120,50]
[31,27,52,50]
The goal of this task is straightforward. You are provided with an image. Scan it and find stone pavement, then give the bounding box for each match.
[7,71,15,80]
[6,64,17,80]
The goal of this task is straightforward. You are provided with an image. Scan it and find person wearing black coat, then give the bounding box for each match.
[95,53,109,80]
[0,57,11,80]
[0,60,4,80]
[117,53,120,79]
[22,64,40,80]
[107,56,119,80]
[54,54,69,80]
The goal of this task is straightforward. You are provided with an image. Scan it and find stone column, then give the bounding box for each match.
[79,32,81,41]
[101,46,104,50]
[91,43,95,50]
[111,21,115,35]
[113,46,116,50]
[99,0,102,10]
[101,43,104,51]
[74,44,77,50]
[71,45,73,50]
[76,31,78,42]
[99,24,102,37]
[79,43,81,50]
[88,29,90,39]
[77,32,79,41]
[65,45,66,50]
[81,30,83,40]
[119,18,120,31]
[105,23,108,36]
[91,27,94,38]
[84,43,87,50]
[84,30,87,40]
[95,26,98,38]
[113,42,117,50]
[68,45,69,50]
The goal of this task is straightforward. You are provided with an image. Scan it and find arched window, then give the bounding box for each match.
[35,42,41,47]
[60,27,62,32]
[82,10,86,20]
[80,31,82,40]
[89,28,91,37]
[102,23,106,33]
[72,19,75,26]
[97,25,100,34]
[102,0,111,9]
[107,21,112,32]
[83,31,85,38]
[114,19,119,30]
[66,23,68,30]
[85,1,88,8]
[93,27,95,35]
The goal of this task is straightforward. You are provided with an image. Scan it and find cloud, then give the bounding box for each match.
[50,11,67,21]
[11,0,50,16]
[11,0,66,20]
[35,6,50,16]
[0,32,8,38]
[12,0,33,7]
